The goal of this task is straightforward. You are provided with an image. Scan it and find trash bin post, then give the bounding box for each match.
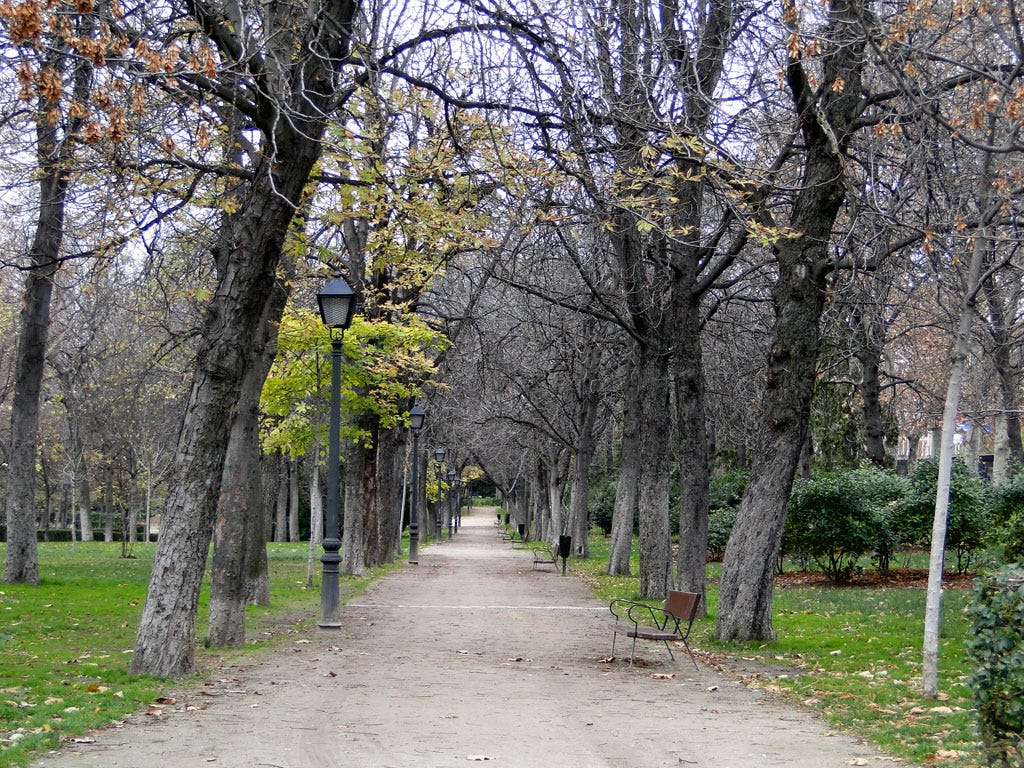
[558,535,572,576]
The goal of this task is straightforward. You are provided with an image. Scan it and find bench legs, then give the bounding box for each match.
[612,630,698,670]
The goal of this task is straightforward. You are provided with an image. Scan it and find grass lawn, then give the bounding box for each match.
[575,535,984,768]
[0,540,374,767]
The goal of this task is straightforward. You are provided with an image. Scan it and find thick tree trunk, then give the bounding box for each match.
[4,259,58,584]
[367,426,404,566]
[715,0,866,642]
[207,398,259,647]
[132,165,317,677]
[716,255,828,641]
[637,345,673,599]
[208,281,285,645]
[982,278,1024,474]
[567,346,602,558]
[854,311,888,467]
[674,301,711,611]
[343,412,373,576]
[608,358,641,576]
[130,0,359,677]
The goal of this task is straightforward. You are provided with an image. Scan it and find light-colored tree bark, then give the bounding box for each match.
[923,148,994,698]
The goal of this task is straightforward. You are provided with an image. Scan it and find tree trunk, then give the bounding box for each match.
[531,461,548,542]
[288,456,301,542]
[3,32,92,584]
[132,167,319,677]
[274,453,288,542]
[715,0,866,642]
[982,276,1024,474]
[922,149,993,698]
[207,399,259,647]
[77,469,94,543]
[367,426,404,566]
[716,255,828,640]
[343,411,373,576]
[854,311,888,467]
[208,280,285,645]
[674,300,711,612]
[545,449,568,543]
[130,0,359,677]
[306,441,323,587]
[608,358,641,576]
[567,346,602,558]
[103,465,115,542]
[637,345,673,599]
[3,257,56,584]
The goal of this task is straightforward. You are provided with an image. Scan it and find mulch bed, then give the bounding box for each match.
[774,567,976,589]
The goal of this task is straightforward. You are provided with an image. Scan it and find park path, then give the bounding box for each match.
[30,509,899,768]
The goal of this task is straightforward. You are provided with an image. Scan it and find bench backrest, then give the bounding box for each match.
[664,590,700,621]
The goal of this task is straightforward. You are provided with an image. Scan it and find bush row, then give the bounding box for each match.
[706,461,1022,581]
[0,525,152,543]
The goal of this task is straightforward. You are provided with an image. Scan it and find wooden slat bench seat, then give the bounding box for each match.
[609,590,700,669]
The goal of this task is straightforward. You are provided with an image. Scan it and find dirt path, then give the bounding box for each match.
[30,510,903,768]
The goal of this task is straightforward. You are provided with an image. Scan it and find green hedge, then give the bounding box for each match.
[0,526,150,543]
[966,565,1024,767]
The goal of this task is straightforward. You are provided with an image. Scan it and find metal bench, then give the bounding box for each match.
[609,590,700,669]
[531,543,557,570]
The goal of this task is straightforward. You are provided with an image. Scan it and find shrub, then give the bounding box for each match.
[785,473,877,582]
[893,459,988,571]
[843,465,909,573]
[707,507,736,561]
[588,476,615,535]
[966,565,1024,768]
[988,475,1024,564]
[709,469,748,511]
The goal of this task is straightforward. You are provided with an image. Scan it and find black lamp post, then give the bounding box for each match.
[317,275,357,629]
[433,447,445,540]
[446,469,456,539]
[408,404,425,564]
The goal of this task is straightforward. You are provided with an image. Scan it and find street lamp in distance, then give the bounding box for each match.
[433,447,446,540]
[317,275,357,629]
[408,404,425,564]
[446,469,456,539]
[454,475,462,533]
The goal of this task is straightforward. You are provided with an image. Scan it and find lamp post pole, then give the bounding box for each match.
[454,476,462,533]
[317,276,357,629]
[446,469,456,539]
[433,447,445,541]
[408,404,425,564]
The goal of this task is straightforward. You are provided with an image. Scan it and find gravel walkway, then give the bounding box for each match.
[30,509,898,768]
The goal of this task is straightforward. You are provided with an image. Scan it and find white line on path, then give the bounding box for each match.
[348,603,606,611]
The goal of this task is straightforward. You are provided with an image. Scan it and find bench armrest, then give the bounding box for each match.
[609,598,644,623]
[627,603,681,633]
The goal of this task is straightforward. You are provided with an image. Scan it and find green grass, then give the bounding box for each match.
[0,540,384,767]
[576,535,984,768]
